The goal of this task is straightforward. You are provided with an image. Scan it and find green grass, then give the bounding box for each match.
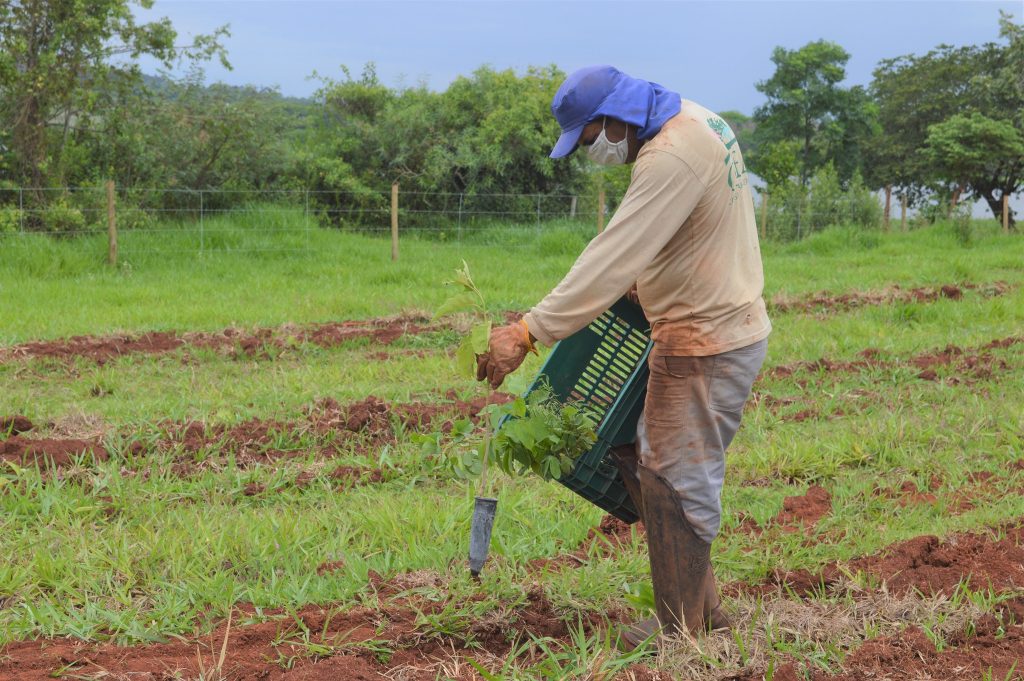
[1,216,1023,677]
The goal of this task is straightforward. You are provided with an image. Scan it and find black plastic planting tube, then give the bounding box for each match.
[468,496,498,577]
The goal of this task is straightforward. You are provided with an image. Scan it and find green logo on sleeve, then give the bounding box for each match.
[706,116,748,197]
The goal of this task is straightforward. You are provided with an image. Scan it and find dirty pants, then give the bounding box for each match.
[637,338,767,543]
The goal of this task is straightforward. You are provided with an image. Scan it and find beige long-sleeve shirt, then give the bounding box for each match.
[523,100,771,356]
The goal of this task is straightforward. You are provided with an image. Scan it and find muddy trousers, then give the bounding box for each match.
[637,338,767,543]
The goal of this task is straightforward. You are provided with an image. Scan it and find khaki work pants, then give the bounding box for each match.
[637,338,767,543]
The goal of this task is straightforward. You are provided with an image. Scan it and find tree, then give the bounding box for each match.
[925,113,1023,228]
[870,12,1023,225]
[752,40,877,186]
[0,0,228,189]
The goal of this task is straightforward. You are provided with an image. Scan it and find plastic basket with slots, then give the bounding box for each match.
[515,297,652,522]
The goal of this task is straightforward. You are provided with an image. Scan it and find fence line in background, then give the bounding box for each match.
[0,184,1015,261]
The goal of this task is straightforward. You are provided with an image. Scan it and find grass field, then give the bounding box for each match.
[1,217,1022,680]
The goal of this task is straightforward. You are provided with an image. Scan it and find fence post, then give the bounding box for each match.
[570,195,577,219]
[18,187,24,234]
[760,193,768,239]
[457,193,464,241]
[106,180,117,266]
[199,190,204,254]
[597,188,605,233]
[884,185,892,231]
[391,182,399,261]
[901,194,907,232]
[304,189,311,251]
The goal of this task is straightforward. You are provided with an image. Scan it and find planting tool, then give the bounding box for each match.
[468,434,497,577]
[468,495,498,577]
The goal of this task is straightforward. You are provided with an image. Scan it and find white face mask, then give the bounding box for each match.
[585,117,629,166]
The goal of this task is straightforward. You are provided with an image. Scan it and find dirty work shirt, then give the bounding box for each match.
[523,100,771,355]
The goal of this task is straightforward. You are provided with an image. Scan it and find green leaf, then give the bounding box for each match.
[469,321,492,355]
[455,335,477,379]
[433,291,480,320]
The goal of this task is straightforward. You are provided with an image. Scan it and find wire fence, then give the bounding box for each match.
[2,184,1003,260]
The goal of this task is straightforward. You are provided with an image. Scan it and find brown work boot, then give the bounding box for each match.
[637,463,710,638]
[704,566,732,632]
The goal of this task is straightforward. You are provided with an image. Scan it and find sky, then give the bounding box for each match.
[135,0,1021,115]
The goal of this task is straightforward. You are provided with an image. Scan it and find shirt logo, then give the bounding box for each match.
[705,116,748,199]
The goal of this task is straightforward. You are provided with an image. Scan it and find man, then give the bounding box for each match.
[476,65,771,645]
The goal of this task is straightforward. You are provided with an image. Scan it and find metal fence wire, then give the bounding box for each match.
[0,185,911,257]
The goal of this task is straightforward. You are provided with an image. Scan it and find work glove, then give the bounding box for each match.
[476,319,537,389]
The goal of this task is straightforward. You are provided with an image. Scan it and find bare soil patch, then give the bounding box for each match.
[760,521,1024,598]
[767,335,1022,383]
[0,436,108,468]
[768,281,1011,315]
[0,315,440,365]
[793,618,1024,680]
[1,415,34,435]
[0,579,600,681]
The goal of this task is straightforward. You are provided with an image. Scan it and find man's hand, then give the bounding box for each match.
[476,321,536,389]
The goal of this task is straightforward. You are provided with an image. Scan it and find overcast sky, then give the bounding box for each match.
[136,0,1020,115]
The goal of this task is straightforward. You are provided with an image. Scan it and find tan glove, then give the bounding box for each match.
[476,319,537,389]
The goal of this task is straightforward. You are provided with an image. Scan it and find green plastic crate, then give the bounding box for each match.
[514,297,652,522]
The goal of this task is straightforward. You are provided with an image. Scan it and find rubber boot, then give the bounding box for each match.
[609,443,643,524]
[704,566,732,632]
[621,464,710,649]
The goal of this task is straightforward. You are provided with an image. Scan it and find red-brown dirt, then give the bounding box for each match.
[1,415,34,435]
[768,281,1011,315]
[773,485,832,531]
[0,581,601,681]
[0,436,108,468]
[0,315,439,365]
[3,392,513,478]
[813,618,1024,680]
[761,522,1024,597]
[768,335,1022,382]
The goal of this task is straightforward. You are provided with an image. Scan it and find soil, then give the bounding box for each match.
[768,281,1011,315]
[0,580,598,681]
[761,521,1024,598]
[773,485,832,531]
[813,618,1024,680]
[0,315,440,365]
[1,415,35,435]
[2,392,513,480]
[768,335,1022,382]
[0,436,108,468]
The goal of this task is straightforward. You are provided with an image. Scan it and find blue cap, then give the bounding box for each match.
[548,65,683,159]
[549,66,623,158]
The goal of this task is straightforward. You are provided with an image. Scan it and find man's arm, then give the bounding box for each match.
[523,149,706,346]
[476,150,705,389]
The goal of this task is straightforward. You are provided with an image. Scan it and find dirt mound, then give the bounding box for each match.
[768,281,1011,315]
[767,334,1022,383]
[0,436,108,468]
[0,584,585,681]
[0,315,439,365]
[1,415,34,435]
[774,485,832,531]
[811,618,1024,680]
[763,523,1024,597]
